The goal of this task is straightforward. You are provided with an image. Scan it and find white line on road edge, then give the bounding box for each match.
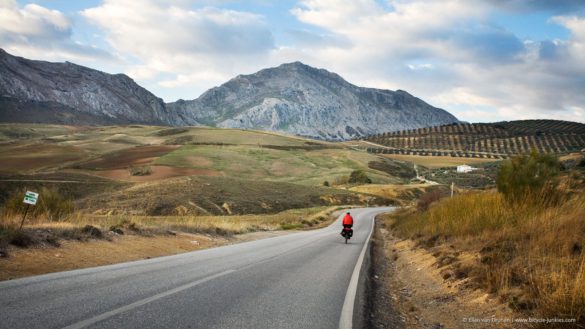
[338,211,376,329]
[63,269,236,329]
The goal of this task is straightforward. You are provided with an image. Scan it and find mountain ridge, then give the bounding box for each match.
[0,49,459,140]
[0,49,172,126]
[167,61,460,140]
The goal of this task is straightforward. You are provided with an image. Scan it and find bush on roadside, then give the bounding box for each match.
[417,189,444,211]
[81,225,103,238]
[496,150,560,204]
[9,230,34,247]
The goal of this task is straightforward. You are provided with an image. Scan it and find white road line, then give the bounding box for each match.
[338,209,378,329]
[62,269,236,329]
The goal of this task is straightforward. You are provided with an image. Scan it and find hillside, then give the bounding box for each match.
[361,120,585,159]
[0,124,409,216]
[168,62,459,140]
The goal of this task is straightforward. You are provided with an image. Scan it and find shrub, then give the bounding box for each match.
[348,170,372,184]
[333,175,349,186]
[323,181,330,187]
[81,225,103,238]
[496,150,560,204]
[110,226,124,235]
[1,187,74,221]
[155,128,189,136]
[129,165,152,176]
[417,189,444,211]
[10,230,34,247]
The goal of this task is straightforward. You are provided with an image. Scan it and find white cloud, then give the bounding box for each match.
[552,15,585,61]
[82,0,275,100]
[1,0,583,123]
[0,0,112,64]
[0,1,69,38]
[407,63,433,71]
[285,0,585,123]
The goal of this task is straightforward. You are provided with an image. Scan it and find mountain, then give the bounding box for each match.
[0,49,459,140]
[167,62,459,140]
[0,49,173,125]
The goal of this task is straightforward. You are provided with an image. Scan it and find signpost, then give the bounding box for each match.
[19,191,38,230]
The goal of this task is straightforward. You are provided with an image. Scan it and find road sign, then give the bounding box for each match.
[23,191,39,205]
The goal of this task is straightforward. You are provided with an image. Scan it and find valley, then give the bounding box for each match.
[1,1,584,328]
[1,121,584,328]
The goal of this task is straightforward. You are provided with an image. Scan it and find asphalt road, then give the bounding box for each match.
[0,207,394,329]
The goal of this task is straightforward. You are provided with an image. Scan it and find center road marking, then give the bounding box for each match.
[63,269,236,329]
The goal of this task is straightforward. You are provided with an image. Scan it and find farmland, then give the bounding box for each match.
[0,124,405,217]
[360,120,585,159]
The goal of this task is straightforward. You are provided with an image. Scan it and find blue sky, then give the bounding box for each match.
[2,0,585,123]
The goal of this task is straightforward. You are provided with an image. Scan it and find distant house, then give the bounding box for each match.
[457,165,476,173]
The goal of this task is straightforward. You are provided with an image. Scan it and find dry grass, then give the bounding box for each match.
[0,206,343,280]
[0,233,220,281]
[388,191,585,326]
[0,206,340,251]
[72,206,337,235]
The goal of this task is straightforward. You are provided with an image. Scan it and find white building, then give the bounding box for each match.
[457,165,476,173]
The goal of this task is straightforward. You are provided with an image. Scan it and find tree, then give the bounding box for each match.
[496,150,560,203]
[348,170,372,184]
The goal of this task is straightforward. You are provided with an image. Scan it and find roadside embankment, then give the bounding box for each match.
[370,190,585,328]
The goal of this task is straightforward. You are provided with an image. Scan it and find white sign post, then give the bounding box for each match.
[20,191,38,230]
[23,191,38,205]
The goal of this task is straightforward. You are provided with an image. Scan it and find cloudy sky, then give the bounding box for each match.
[1,0,584,123]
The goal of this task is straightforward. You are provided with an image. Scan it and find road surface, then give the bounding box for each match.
[0,207,394,329]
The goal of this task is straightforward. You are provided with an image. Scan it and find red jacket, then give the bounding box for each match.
[342,214,354,225]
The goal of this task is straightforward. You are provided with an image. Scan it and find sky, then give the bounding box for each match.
[1,0,584,123]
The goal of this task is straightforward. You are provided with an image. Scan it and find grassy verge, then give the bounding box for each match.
[0,206,346,280]
[0,206,343,255]
[382,191,585,327]
[72,206,338,235]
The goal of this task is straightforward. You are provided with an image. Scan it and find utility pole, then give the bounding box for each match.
[451,182,455,198]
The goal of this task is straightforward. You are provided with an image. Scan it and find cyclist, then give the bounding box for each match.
[341,212,354,237]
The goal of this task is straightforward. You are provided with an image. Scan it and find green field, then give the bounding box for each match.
[155,145,400,185]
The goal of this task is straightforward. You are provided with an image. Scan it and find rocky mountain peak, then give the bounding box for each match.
[0,50,459,140]
[0,49,170,125]
[167,63,459,140]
